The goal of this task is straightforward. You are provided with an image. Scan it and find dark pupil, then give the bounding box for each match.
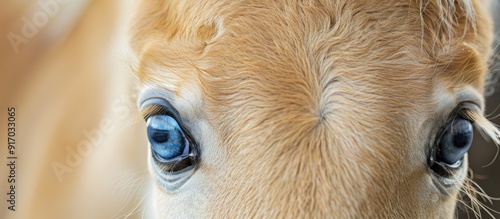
[147,115,187,161]
[438,118,473,165]
[151,130,170,143]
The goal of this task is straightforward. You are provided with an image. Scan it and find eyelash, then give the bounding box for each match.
[142,104,175,120]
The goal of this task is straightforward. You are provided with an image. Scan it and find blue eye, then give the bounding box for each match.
[140,94,199,184]
[437,118,473,165]
[429,110,475,178]
[147,115,189,161]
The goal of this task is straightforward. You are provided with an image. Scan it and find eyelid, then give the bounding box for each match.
[455,102,481,122]
[137,87,174,109]
[141,98,181,121]
[138,87,181,121]
[456,88,484,111]
[439,102,480,124]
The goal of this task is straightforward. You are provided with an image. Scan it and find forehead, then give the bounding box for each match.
[132,0,490,88]
[132,0,490,121]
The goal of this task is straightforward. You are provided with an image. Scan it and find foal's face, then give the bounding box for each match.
[132,0,495,218]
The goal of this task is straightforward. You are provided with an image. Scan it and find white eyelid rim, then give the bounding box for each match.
[456,88,484,112]
[137,87,174,110]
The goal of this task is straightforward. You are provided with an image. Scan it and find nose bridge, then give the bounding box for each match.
[264,123,383,213]
[212,124,402,218]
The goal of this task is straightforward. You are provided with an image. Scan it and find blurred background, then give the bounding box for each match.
[0,1,150,219]
[0,1,499,219]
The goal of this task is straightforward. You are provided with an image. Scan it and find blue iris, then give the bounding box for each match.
[438,118,473,165]
[147,115,188,161]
